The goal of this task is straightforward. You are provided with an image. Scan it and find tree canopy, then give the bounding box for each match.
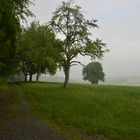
[17,21,62,81]
[83,62,105,84]
[0,0,33,77]
[50,0,108,88]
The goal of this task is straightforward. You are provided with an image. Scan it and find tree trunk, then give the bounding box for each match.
[24,74,27,82]
[63,66,70,89]
[29,74,32,82]
[36,71,40,82]
[91,80,98,84]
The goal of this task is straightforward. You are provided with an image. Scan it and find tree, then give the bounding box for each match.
[50,1,108,88]
[83,62,105,84]
[17,21,62,82]
[0,0,33,78]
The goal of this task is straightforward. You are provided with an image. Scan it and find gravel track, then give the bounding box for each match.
[0,85,65,140]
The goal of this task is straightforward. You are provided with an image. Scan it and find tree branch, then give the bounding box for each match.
[53,23,67,37]
[70,61,85,67]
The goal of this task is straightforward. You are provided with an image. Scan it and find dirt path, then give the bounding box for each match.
[0,85,65,140]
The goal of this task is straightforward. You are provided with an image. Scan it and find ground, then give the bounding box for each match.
[0,84,65,140]
[1,83,140,140]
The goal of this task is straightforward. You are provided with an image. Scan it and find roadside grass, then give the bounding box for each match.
[0,84,8,98]
[0,84,22,121]
[18,83,140,139]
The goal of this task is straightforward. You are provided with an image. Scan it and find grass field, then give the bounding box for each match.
[19,82,140,140]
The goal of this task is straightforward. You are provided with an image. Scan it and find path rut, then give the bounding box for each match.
[0,85,65,140]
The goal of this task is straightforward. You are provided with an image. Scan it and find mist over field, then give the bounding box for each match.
[27,0,140,83]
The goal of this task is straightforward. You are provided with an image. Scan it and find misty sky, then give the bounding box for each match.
[28,0,140,80]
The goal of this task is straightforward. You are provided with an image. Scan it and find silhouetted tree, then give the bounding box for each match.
[50,1,108,88]
[83,62,105,84]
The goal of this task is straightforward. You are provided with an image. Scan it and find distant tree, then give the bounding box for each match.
[50,1,108,88]
[0,0,33,78]
[83,62,105,84]
[17,21,62,82]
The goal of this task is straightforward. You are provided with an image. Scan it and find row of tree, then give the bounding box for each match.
[0,0,108,88]
[16,22,62,82]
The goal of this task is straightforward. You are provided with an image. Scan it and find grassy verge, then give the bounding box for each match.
[0,84,23,121]
[21,83,140,140]
[0,84,8,98]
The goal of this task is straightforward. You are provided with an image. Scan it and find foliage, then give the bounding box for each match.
[83,61,105,84]
[0,0,33,77]
[50,0,108,88]
[17,21,62,81]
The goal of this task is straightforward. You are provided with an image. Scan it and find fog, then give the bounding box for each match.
[28,0,140,81]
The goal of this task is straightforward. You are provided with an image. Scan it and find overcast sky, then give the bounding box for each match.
[28,0,140,80]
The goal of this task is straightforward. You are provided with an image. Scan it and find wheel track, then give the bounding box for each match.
[0,84,65,140]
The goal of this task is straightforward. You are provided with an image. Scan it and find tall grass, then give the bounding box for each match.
[22,83,140,140]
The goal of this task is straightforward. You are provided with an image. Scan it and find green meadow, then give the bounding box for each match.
[19,82,140,140]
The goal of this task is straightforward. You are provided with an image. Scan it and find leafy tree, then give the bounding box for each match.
[50,1,108,88]
[83,62,105,84]
[17,21,62,81]
[0,0,33,78]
